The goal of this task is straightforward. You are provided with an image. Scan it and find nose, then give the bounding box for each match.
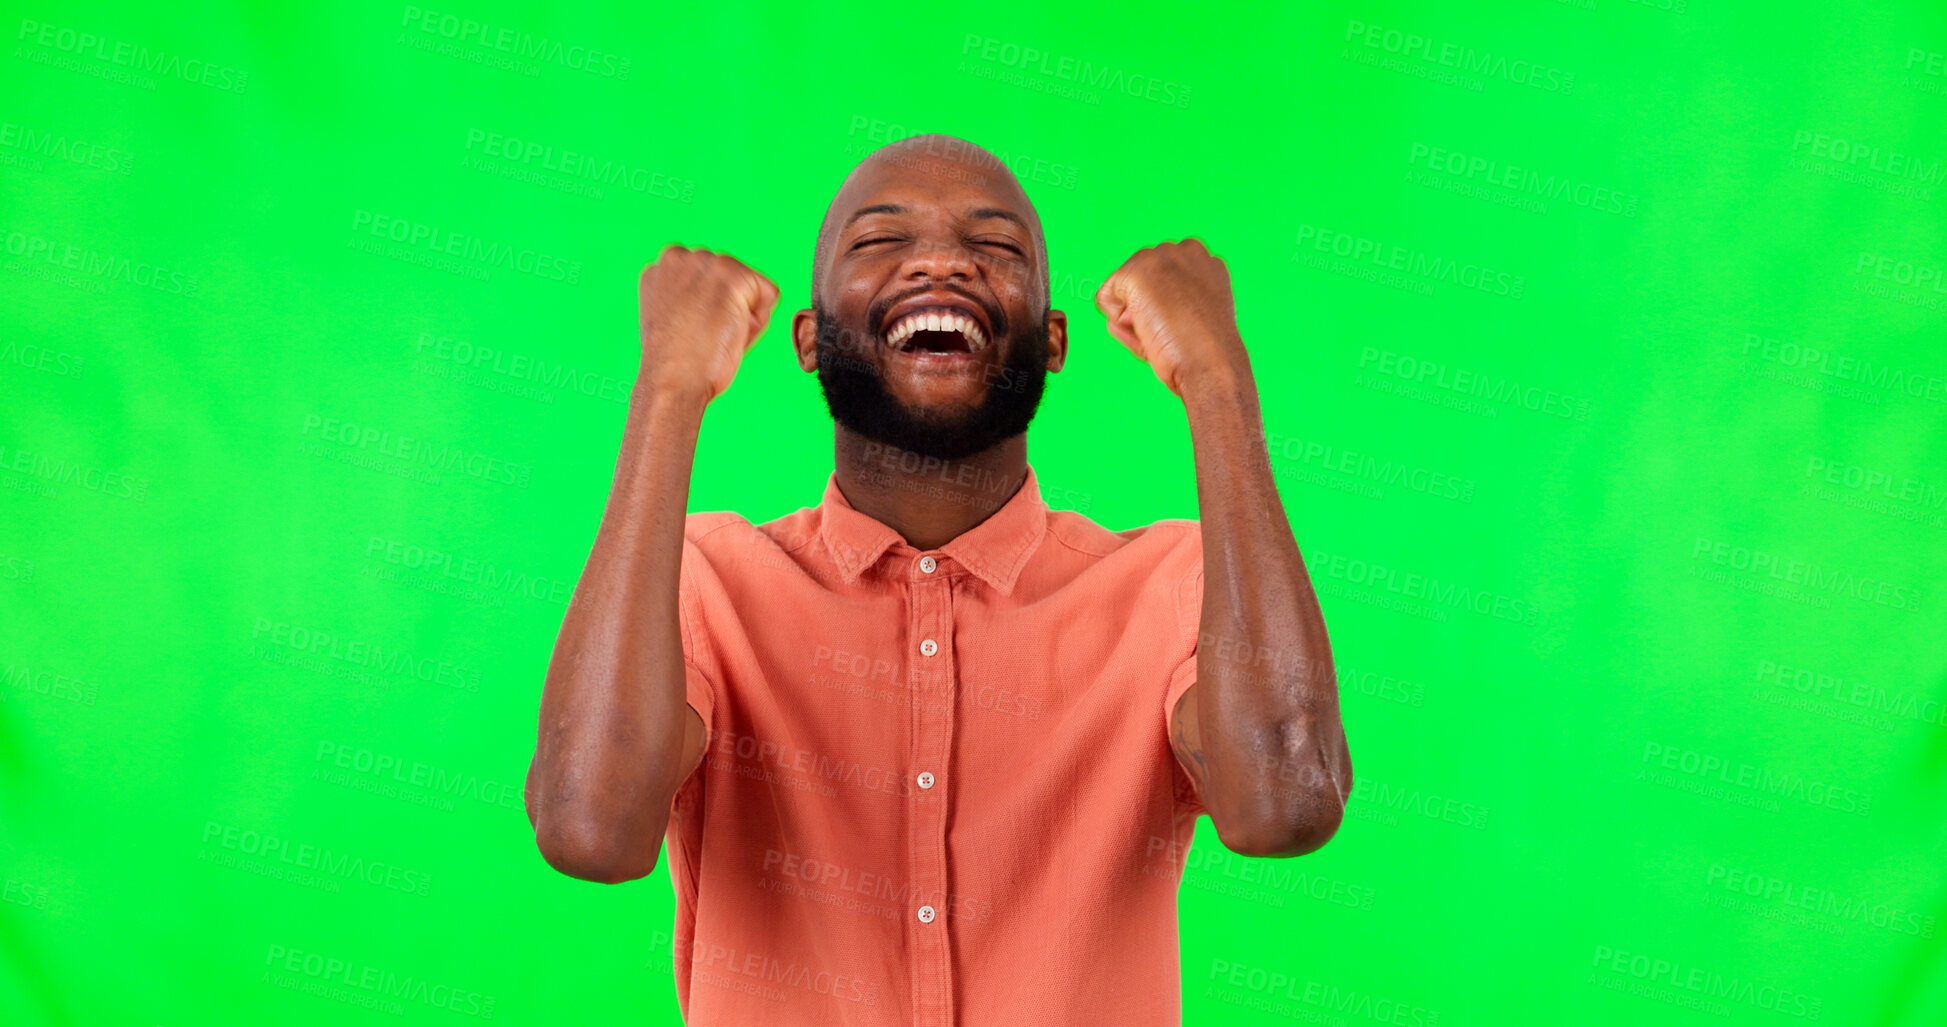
[898,234,979,282]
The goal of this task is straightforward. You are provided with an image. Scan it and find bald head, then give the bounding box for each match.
[790,132,1069,461]
[812,134,1050,304]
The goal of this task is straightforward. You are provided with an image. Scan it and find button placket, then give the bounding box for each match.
[906,558,956,1026]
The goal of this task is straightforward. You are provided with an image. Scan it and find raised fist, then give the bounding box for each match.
[1095,238,1248,399]
[638,245,781,402]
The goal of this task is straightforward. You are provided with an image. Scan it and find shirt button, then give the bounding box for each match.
[919,555,938,573]
[917,905,937,923]
[919,638,939,657]
[917,772,935,789]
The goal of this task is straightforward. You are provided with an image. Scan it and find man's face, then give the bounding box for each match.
[794,146,1067,461]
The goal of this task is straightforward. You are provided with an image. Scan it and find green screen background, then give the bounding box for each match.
[4,1,1945,1023]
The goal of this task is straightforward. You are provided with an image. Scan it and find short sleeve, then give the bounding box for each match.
[1162,537,1203,732]
[677,535,723,756]
[1163,531,1205,816]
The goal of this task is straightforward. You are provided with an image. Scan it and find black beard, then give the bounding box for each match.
[813,306,1049,461]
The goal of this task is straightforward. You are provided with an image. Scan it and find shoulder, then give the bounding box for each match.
[680,508,822,586]
[1044,510,1202,602]
[683,510,748,543]
[683,507,820,550]
[1043,511,1201,636]
[1044,508,1201,565]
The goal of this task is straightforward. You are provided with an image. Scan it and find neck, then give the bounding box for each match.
[832,427,1028,551]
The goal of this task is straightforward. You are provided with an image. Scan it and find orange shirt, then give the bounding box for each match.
[666,464,1207,1026]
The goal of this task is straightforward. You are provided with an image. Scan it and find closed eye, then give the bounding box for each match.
[851,236,902,250]
[974,238,1024,255]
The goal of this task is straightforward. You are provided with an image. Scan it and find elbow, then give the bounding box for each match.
[531,816,660,884]
[1215,759,1351,858]
[1220,722,1352,858]
[524,758,667,884]
[1216,804,1344,858]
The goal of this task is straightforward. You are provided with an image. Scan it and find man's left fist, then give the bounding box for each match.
[1095,238,1250,398]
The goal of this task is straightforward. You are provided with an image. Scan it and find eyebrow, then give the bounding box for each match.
[842,203,1030,232]
[966,207,1029,230]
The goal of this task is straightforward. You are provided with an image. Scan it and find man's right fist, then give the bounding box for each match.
[638,245,781,402]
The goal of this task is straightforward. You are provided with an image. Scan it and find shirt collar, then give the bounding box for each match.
[817,464,1049,596]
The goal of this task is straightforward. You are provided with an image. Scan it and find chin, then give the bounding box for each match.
[815,329,1046,463]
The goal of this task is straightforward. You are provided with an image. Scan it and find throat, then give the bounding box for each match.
[832,429,1029,551]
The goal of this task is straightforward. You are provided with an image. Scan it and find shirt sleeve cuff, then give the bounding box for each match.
[1164,651,1197,732]
[684,660,716,754]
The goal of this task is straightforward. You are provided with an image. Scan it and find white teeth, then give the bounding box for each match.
[884,309,988,352]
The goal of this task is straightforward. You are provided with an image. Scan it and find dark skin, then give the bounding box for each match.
[788,144,1066,550]
[525,137,1349,885]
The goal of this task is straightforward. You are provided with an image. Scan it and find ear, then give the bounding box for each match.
[1044,309,1068,373]
[791,309,819,372]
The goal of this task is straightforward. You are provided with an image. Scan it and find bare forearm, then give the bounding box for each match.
[527,381,708,882]
[1183,367,1351,855]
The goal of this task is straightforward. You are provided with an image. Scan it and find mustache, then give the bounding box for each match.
[812,305,1047,397]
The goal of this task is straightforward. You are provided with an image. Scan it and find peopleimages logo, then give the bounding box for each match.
[301,413,533,488]
[959,34,1191,107]
[0,442,151,499]
[1344,19,1575,93]
[1690,536,1919,610]
[1296,224,1525,298]
[3,663,98,705]
[415,331,629,404]
[1307,547,1540,626]
[202,821,432,897]
[759,847,995,924]
[15,18,250,91]
[1589,945,1822,1019]
[1358,347,1591,419]
[1756,657,1946,727]
[689,942,881,1006]
[398,6,630,79]
[1854,250,1947,294]
[348,209,581,283]
[1740,332,1947,404]
[1407,142,1638,216]
[1205,958,1437,1027]
[363,535,571,605]
[263,944,495,1018]
[0,121,133,173]
[252,617,481,692]
[1705,863,1935,937]
[1790,130,1944,189]
[462,129,692,200]
[1639,741,1871,815]
[0,226,198,295]
[1261,426,1478,502]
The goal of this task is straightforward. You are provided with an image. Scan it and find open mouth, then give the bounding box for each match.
[883,308,989,355]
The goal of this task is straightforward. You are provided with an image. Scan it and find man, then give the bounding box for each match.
[526,133,1351,1026]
